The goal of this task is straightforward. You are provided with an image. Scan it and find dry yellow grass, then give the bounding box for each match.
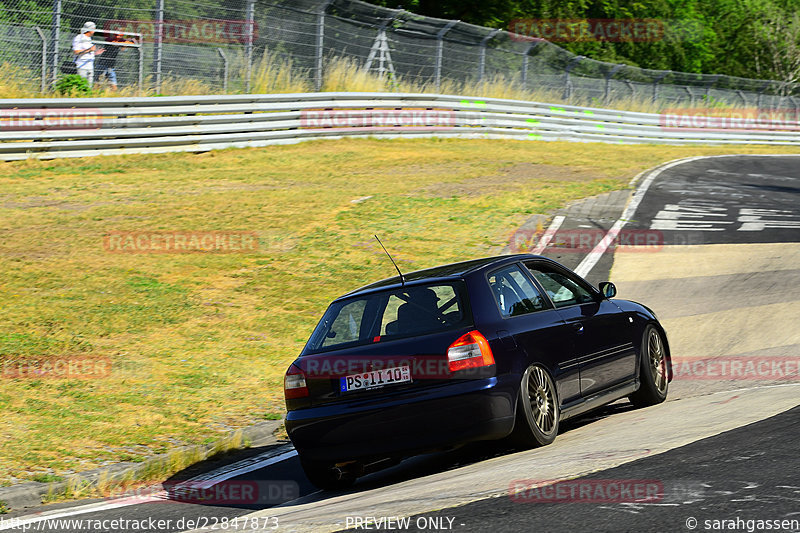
[0,56,743,114]
[0,62,40,98]
[0,137,798,487]
[250,51,313,94]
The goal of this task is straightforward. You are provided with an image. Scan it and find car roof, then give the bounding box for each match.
[339,253,547,299]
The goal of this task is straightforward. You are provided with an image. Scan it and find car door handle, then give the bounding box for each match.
[572,323,584,334]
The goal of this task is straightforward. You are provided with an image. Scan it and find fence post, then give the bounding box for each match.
[50,0,61,86]
[138,44,144,94]
[683,86,694,107]
[217,48,228,92]
[704,74,719,104]
[757,82,770,109]
[652,72,667,104]
[736,90,746,106]
[34,26,47,94]
[520,41,535,88]
[364,11,400,89]
[153,0,164,92]
[434,20,458,91]
[563,55,584,103]
[478,29,500,83]
[245,0,255,93]
[604,64,624,105]
[315,0,333,92]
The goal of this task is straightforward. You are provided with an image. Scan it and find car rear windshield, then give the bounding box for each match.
[304,281,472,354]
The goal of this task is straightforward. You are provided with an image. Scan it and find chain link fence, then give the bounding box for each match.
[0,0,798,109]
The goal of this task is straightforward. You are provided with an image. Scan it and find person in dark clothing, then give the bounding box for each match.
[95,33,137,90]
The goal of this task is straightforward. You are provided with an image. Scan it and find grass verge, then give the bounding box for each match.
[0,137,797,487]
[39,429,250,504]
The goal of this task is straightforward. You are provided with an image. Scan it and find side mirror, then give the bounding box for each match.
[598,281,617,299]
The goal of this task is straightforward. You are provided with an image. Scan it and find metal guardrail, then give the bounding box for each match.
[2,92,800,161]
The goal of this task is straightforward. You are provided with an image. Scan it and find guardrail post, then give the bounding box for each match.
[50,0,61,86]
[478,29,500,83]
[34,26,47,94]
[153,0,164,92]
[604,64,624,105]
[435,20,458,91]
[314,0,333,92]
[217,48,228,92]
[245,0,255,93]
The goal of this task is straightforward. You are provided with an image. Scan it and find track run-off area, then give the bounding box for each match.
[2,155,798,533]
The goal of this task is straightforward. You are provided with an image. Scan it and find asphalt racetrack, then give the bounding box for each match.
[2,155,798,533]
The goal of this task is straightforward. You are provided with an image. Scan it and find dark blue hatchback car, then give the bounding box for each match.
[284,254,671,489]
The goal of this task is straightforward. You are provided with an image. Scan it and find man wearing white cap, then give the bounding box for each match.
[72,21,104,87]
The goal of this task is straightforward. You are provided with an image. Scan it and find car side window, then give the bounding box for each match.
[525,263,595,309]
[488,265,547,317]
[322,299,367,347]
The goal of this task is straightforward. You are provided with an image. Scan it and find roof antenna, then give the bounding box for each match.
[374,235,405,286]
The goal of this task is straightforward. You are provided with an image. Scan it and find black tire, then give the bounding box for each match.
[629,324,669,408]
[509,364,560,448]
[299,458,358,491]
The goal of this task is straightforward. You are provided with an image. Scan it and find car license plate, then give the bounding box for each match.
[340,366,412,392]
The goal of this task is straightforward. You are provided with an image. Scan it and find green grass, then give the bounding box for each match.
[0,137,798,486]
[31,473,64,483]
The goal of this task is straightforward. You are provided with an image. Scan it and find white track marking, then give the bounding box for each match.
[573,155,749,278]
[575,153,800,278]
[0,496,166,531]
[0,447,298,530]
[531,215,565,254]
[174,448,298,490]
[573,157,705,278]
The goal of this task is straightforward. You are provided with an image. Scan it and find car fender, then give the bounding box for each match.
[610,299,673,383]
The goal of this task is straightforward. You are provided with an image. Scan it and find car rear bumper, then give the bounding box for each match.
[285,376,517,462]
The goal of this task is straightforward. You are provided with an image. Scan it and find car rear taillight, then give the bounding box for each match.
[284,364,308,399]
[447,330,495,372]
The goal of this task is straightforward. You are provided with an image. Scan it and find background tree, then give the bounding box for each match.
[365,0,800,81]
